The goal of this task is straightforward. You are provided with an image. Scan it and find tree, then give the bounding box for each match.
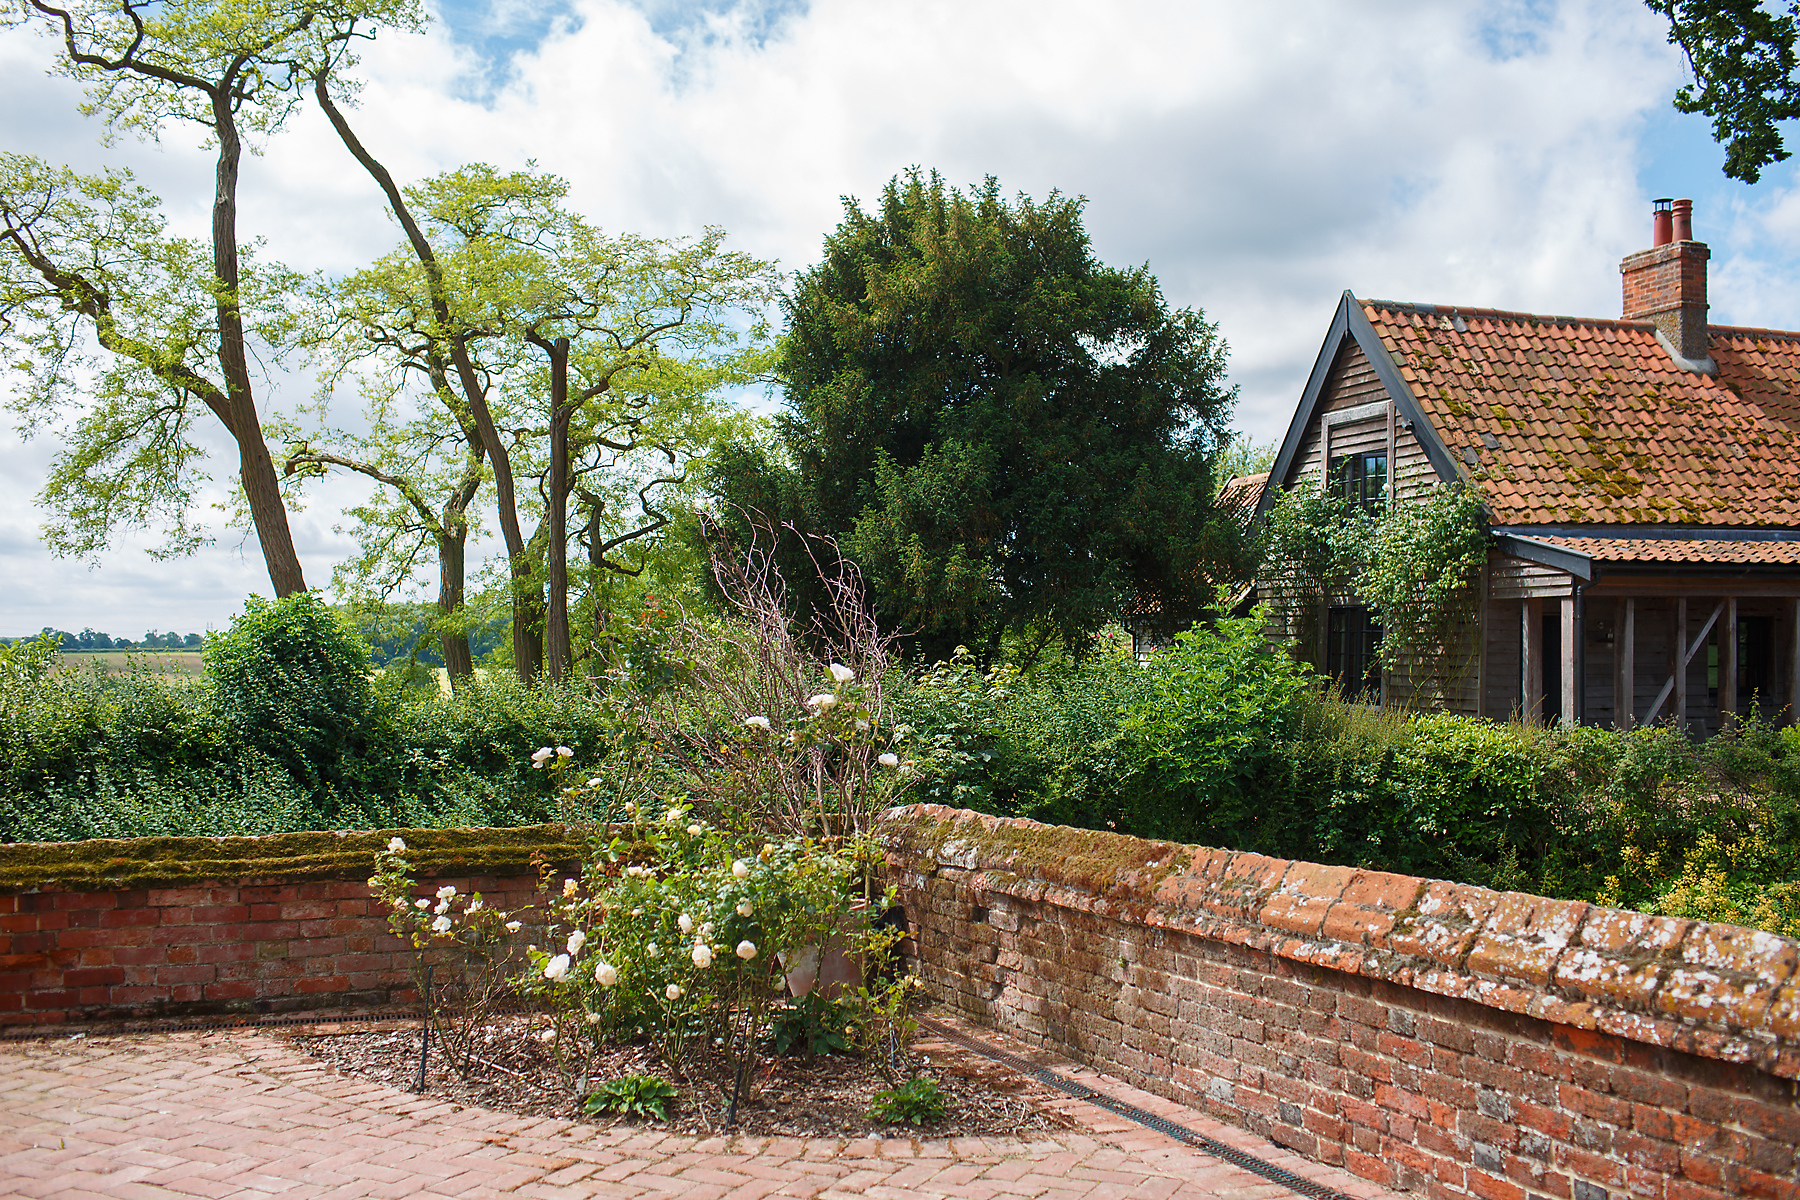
[722,169,1243,664]
[0,0,421,593]
[1649,0,1800,183]
[309,80,549,679]
[291,158,773,686]
[504,222,776,683]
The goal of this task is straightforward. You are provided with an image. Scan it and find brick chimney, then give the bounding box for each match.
[1621,197,1712,370]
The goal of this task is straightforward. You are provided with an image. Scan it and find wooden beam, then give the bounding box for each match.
[1723,597,1738,724]
[1644,599,1724,728]
[1619,597,1635,729]
[1523,598,1543,724]
[1561,597,1578,726]
[1676,598,1688,733]
[1790,599,1800,727]
[1585,578,1800,598]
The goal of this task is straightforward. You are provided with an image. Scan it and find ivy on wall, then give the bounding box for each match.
[1259,480,1488,708]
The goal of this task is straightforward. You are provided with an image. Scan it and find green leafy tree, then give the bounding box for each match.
[721,169,1243,664]
[309,81,551,679]
[0,0,423,593]
[1649,0,1800,183]
[502,221,776,682]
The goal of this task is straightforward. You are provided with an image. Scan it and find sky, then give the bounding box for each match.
[4,0,1800,637]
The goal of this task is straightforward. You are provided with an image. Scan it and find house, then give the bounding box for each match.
[1251,199,1800,731]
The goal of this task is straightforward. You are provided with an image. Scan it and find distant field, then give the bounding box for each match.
[55,650,207,676]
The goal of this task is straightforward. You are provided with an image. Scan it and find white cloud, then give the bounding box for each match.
[3,0,1790,634]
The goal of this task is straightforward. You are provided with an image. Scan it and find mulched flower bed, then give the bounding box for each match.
[286,1012,1078,1138]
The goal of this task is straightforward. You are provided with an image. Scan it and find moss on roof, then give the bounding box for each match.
[0,825,585,892]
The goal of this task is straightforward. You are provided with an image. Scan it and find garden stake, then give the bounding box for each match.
[414,966,433,1093]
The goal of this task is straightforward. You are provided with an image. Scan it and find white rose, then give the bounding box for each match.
[505,920,523,933]
[543,954,571,982]
[807,692,837,712]
[387,837,407,853]
[700,922,714,938]
[678,914,694,935]
[665,983,684,1001]
[732,860,750,880]
[687,824,703,836]
[436,885,457,900]
[829,662,855,684]
[587,777,604,788]
[586,1012,602,1025]
[414,899,431,910]
[878,753,900,768]
[466,898,483,914]
[736,900,754,917]
[531,746,554,763]
[594,961,618,987]
[646,942,659,958]
[691,943,714,969]
[431,915,452,934]
[736,940,758,961]
[856,719,871,733]
[556,746,573,758]
[566,930,586,956]
[744,715,771,731]
[433,901,449,915]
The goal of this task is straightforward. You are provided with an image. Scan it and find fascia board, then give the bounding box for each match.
[1254,292,1354,528]
[1495,534,1594,582]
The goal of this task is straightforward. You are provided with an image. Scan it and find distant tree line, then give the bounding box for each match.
[2,629,205,650]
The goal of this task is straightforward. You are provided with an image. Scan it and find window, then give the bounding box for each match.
[1329,451,1388,513]
[1327,606,1382,702]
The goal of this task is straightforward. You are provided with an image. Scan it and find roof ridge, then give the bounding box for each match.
[1362,297,1800,342]
[1361,298,1658,331]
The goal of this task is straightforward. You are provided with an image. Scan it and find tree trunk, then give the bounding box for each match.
[438,525,473,689]
[545,336,572,684]
[211,85,305,596]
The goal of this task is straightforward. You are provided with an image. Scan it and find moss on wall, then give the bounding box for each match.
[0,825,585,892]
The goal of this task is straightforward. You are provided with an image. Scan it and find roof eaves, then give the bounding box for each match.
[1494,534,1594,581]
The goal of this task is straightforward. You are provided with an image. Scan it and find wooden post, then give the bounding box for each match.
[1676,598,1688,733]
[1561,596,1578,727]
[1790,599,1800,726]
[1523,597,1543,724]
[1619,597,1635,729]
[1723,596,1738,726]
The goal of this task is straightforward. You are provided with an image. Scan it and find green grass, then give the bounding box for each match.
[56,650,206,676]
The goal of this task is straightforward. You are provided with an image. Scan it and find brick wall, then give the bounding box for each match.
[884,805,1798,1200]
[0,871,543,1025]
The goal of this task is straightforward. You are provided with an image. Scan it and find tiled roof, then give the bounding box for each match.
[1218,472,1268,520]
[1363,300,1800,528]
[1520,535,1800,565]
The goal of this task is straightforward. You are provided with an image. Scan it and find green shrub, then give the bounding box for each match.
[582,1075,677,1120]
[867,1076,947,1125]
[1113,602,1318,846]
[205,593,376,796]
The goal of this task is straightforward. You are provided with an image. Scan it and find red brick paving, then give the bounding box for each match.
[0,1015,1405,1199]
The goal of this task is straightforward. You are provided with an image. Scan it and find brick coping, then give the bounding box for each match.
[882,804,1800,1080]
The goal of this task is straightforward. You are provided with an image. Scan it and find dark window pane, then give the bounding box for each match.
[1327,606,1382,702]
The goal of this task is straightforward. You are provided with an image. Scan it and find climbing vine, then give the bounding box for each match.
[1260,480,1489,708]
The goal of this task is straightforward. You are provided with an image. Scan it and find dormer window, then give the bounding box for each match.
[1329,451,1387,513]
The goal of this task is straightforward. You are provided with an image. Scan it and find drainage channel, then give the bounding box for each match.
[917,1015,1358,1200]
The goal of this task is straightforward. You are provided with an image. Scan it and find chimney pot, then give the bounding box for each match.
[1623,198,1710,367]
